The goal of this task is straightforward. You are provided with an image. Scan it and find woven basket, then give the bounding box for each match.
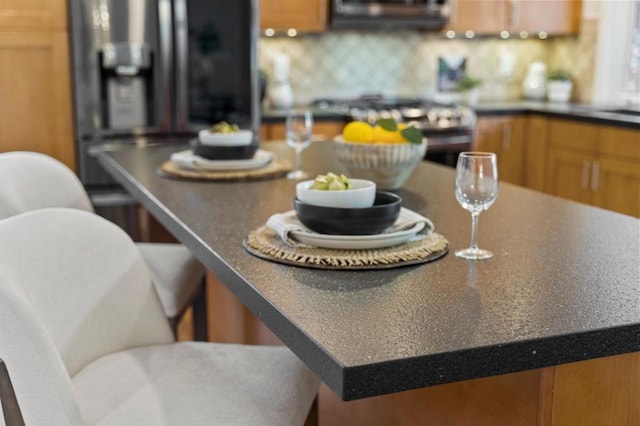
[333,137,428,190]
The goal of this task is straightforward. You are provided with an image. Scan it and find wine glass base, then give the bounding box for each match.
[455,248,493,260]
[287,170,309,180]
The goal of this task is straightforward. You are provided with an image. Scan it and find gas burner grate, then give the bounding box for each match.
[311,96,476,131]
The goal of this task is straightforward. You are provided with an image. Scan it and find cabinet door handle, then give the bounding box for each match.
[582,161,590,189]
[591,161,600,192]
[502,124,511,151]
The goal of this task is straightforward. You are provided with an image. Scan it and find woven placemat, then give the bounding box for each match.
[243,226,449,270]
[158,157,292,182]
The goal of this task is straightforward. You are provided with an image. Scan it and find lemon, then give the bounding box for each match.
[392,123,409,143]
[342,121,374,143]
[372,125,405,144]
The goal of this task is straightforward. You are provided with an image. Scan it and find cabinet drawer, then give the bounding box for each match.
[548,119,598,152]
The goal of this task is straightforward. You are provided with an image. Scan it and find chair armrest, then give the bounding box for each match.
[0,359,25,426]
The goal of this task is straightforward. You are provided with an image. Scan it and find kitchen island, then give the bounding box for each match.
[94,141,639,424]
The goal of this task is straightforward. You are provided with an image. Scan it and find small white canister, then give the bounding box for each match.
[268,54,294,110]
[522,62,547,101]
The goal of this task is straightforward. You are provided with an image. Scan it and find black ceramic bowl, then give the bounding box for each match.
[294,191,402,235]
[190,139,258,160]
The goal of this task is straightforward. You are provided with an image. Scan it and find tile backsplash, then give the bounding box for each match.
[259,20,597,106]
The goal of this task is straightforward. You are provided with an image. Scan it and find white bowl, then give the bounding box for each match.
[198,129,253,146]
[296,178,376,208]
[333,136,428,190]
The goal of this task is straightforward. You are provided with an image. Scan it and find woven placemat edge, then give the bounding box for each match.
[243,225,449,270]
[157,158,292,182]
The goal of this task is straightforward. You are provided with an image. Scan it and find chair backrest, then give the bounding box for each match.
[0,209,173,424]
[0,151,94,220]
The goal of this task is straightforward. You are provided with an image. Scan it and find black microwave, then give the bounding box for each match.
[330,0,449,30]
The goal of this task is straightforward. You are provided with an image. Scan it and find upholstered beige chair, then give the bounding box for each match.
[0,151,206,338]
[0,208,319,425]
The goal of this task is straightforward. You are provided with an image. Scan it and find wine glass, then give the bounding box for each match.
[286,110,313,180]
[454,152,499,260]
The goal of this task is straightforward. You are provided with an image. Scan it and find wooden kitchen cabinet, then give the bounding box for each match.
[545,119,640,218]
[546,147,595,206]
[447,0,581,35]
[0,30,75,170]
[0,0,67,30]
[261,120,345,142]
[260,0,328,33]
[592,126,640,217]
[474,115,526,186]
[446,0,508,34]
[514,0,581,35]
[523,115,548,192]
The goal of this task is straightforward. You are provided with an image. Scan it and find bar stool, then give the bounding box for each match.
[0,208,319,425]
[0,151,206,339]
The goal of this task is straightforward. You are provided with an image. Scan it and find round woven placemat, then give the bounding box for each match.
[243,226,449,270]
[158,157,292,182]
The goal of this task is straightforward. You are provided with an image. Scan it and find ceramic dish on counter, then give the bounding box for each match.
[198,129,253,146]
[190,138,258,160]
[333,136,427,190]
[296,178,376,209]
[170,149,273,171]
[266,206,434,250]
[294,191,401,235]
[290,221,426,250]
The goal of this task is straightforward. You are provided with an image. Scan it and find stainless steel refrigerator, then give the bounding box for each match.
[69,0,259,235]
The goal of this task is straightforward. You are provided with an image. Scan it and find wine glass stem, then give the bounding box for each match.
[294,148,303,172]
[469,212,480,251]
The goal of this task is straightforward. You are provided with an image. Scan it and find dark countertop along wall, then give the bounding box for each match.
[262,102,640,130]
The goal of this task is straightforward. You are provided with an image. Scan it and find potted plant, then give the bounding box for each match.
[456,75,482,106]
[547,68,573,103]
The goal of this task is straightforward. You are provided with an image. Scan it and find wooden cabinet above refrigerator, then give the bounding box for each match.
[446,0,582,36]
[0,0,67,30]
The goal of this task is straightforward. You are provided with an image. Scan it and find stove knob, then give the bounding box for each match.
[378,109,393,120]
[367,109,379,125]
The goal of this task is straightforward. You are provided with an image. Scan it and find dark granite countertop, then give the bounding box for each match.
[263,102,640,129]
[94,141,640,401]
[474,101,640,129]
[261,107,349,123]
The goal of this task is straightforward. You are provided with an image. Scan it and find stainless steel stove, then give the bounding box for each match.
[312,95,476,167]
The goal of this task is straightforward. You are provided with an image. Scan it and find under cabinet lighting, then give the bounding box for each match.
[287,28,297,37]
[264,28,275,37]
[465,30,475,39]
[446,30,456,39]
[520,31,528,39]
[538,31,548,39]
[500,30,510,39]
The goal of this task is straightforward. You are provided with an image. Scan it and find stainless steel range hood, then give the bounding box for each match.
[330,0,449,30]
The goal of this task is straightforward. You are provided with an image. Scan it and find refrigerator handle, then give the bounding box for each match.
[250,0,261,140]
[173,0,189,133]
[157,0,174,131]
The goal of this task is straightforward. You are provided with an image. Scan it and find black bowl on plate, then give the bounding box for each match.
[190,139,258,160]
[294,191,402,235]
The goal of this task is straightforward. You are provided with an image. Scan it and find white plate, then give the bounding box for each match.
[171,149,273,171]
[290,222,426,250]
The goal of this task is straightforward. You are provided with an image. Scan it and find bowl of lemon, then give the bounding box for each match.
[334,119,427,190]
